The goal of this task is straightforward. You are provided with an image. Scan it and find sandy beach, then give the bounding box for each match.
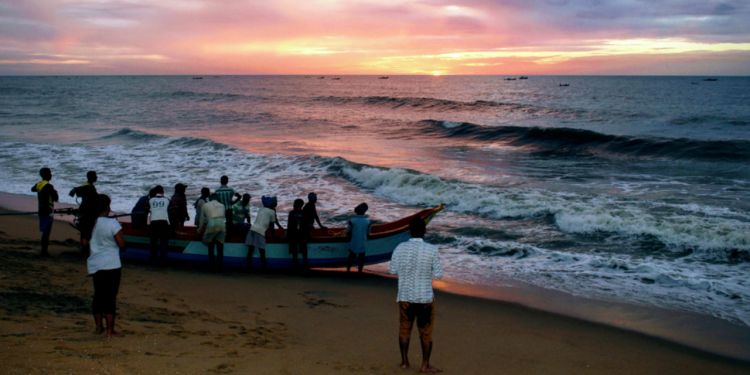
[0,199,748,375]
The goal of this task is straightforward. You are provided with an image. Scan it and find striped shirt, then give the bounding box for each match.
[215,185,235,210]
[389,238,443,303]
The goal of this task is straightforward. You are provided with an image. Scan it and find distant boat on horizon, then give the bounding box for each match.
[559,83,570,87]
[379,76,389,79]
[703,78,718,82]
[519,76,529,80]
[192,76,203,80]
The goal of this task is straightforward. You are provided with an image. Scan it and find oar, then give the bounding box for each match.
[0,208,79,216]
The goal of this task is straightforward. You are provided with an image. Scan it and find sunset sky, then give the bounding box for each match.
[1,0,749,75]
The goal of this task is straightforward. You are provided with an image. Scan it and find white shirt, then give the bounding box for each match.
[251,207,277,235]
[87,217,122,275]
[149,195,170,223]
[389,238,444,303]
[199,200,226,234]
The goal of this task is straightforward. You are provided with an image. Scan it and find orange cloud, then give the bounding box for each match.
[1,0,748,75]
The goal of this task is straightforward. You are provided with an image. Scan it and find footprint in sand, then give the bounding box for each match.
[201,340,221,348]
[299,291,348,309]
[209,363,235,374]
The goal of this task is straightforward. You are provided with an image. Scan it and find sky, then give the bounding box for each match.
[1,0,749,75]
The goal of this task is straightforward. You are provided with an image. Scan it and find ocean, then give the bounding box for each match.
[1,75,749,337]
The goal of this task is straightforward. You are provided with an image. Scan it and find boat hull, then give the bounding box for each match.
[121,204,443,269]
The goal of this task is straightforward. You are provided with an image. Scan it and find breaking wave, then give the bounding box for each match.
[420,120,750,161]
[314,95,588,119]
[323,157,750,256]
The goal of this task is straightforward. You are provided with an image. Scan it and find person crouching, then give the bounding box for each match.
[245,196,282,270]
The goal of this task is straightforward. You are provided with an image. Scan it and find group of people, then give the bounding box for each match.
[129,175,370,273]
[32,168,122,337]
[32,168,99,257]
[32,168,443,371]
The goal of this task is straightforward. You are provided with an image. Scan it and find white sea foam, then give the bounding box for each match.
[0,137,391,222]
[441,236,750,326]
[330,160,750,252]
[2,133,749,328]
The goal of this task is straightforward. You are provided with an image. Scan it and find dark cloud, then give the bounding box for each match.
[0,0,58,41]
[429,0,750,42]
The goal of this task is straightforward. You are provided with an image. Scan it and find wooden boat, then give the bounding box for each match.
[120,204,444,269]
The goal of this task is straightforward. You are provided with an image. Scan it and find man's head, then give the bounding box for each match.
[220,175,229,185]
[354,202,368,215]
[262,195,278,209]
[174,183,187,195]
[97,194,111,216]
[86,171,97,183]
[39,167,52,180]
[293,198,304,210]
[153,185,164,196]
[201,187,210,197]
[148,186,158,198]
[307,192,317,203]
[409,218,426,238]
[242,193,251,205]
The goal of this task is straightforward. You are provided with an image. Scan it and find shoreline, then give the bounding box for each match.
[0,193,750,370]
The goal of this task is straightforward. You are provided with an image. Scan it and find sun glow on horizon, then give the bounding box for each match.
[1,1,749,75]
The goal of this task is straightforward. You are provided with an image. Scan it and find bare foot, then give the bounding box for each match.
[106,330,124,338]
[399,362,410,370]
[95,326,105,334]
[419,365,442,373]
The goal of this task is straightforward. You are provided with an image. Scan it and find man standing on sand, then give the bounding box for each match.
[69,170,98,255]
[389,218,443,373]
[31,167,59,256]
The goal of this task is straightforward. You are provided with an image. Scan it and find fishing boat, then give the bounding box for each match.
[120,204,444,269]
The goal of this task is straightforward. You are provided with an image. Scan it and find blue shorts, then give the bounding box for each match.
[39,215,53,234]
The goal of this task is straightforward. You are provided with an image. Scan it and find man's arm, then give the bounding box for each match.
[274,212,283,230]
[231,192,241,205]
[114,230,126,250]
[432,249,444,279]
[389,248,400,275]
[49,185,59,202]
[314,208,326,229]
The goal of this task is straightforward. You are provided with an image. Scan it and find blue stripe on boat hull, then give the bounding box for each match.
[122,231,409,269]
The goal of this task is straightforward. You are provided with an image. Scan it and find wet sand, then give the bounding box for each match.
[1,203,749,374]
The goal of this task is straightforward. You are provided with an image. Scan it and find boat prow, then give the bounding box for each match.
[120,204,445,269]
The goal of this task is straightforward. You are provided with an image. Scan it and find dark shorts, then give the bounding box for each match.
[92,268,121,315]
[39,215,53,234]
[399,301,435,343]
[78,215,96,240]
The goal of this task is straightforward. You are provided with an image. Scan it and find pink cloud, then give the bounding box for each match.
[0,0,748,75]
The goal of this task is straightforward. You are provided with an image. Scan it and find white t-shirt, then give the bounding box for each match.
[149,195,170,223]
[251,207,277,235]
[87,217,123,275]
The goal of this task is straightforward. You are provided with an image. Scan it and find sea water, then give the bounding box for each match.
[1,75,749,335]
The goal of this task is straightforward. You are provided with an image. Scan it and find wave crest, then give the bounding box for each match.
[420,120,750,161]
